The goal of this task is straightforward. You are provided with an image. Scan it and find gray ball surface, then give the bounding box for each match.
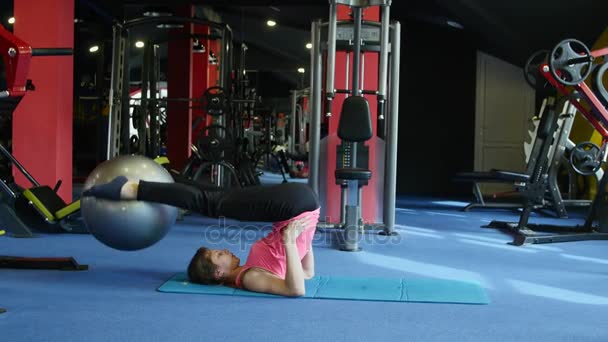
[81,155,178,251]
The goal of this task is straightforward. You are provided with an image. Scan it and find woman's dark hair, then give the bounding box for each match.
[187,247,221,285]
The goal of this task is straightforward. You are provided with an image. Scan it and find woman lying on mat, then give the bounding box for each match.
[83,174,320,297]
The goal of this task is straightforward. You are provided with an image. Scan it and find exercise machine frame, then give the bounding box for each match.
[0,24,88,281]
[309,0,400,250]
[487,40,608,245]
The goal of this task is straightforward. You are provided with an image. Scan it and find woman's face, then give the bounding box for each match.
[208,249,240,274]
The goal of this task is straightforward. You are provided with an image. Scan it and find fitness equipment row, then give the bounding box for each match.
[180,86,263,189]
[115,18,270,190]
[249,107,292,183]
[177,63,292,186]
[308,0,400,251]
[487,38,608,245]
[107,15,233,160]
[286,89,311,177]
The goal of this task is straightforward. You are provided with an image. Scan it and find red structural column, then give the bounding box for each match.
[324,5,381,224]
[13,0,74,202]
[166,5,194,170]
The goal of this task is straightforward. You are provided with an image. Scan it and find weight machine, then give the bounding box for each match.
[0,25,87,239]
[456,97,596,217]
[487,39,608,245]
[309,0,400,251]
[0,24,87,318]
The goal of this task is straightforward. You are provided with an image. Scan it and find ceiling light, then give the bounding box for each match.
[89,45,99,53]
[297,68,305,74]
[156,23,184,29]
[135,41,145,48]
[143,8,173,17]
[446,20,464,29]
[8,17,15,25]
[306,43,312,49]
[193,39,206,53]
[266,20,277,27]
[144,11,170,17]
[209,51,218,65]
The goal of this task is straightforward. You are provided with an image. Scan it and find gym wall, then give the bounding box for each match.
[473,52,535,195]
[393,19,476,197]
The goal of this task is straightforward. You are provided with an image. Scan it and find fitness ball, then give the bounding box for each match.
[81,155,178,251]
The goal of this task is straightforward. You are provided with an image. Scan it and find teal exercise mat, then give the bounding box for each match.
[158,273,490,305]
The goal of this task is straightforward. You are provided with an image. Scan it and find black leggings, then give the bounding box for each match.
[136,173,319,222]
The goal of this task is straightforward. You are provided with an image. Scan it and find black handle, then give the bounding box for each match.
[53,180,63,192]
[32,48,73,56]
[326,97,334,117]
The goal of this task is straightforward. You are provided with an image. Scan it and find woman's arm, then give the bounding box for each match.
[241,219,310,297]
[301,248,315,279]
[240,242,306,297]
[282,237,306,295]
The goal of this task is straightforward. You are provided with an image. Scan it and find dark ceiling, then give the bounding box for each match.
[79,0,608,65]
[2,0,608,91]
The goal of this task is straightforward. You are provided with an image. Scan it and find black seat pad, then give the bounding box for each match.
[454,169,530,183]
[335,168,372,181]
[338,96,373,142]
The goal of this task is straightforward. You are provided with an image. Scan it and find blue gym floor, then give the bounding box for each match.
[1,173,608,341]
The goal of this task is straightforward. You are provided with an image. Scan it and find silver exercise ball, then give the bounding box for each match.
[81,155,178,251]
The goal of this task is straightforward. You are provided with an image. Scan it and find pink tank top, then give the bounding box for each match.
[235,208,320,288]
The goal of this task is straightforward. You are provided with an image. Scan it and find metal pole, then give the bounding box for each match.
[377,4,390,120]
[351,7,363,96]
[31,48,73,56]
[383,21,400,235]
[360,53,365,91]
[308,20,323,195]
[326,1,338,116]
[216,27,232,187]
[120,37,132,155]
[0,144,40,187]
[140,42,151,156]
[350,6,363,170]
[149,44,160,157]
[219,28,227,89]
[95,44,106,163]
[345,52,350,96]
[290,90,298,155]
[299,104,306,152]
[107,25,126,159]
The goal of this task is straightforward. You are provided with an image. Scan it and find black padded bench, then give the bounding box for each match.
[454,169,532,211]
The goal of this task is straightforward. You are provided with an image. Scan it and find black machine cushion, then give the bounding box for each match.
[337,96,373,142]
[28,186,68,215]
[335,168,372,181]
[454,170,530,183]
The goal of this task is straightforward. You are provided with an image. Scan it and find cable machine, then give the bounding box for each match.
[309,0,400,251]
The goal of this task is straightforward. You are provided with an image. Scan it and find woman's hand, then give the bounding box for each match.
[282,218,311,244]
